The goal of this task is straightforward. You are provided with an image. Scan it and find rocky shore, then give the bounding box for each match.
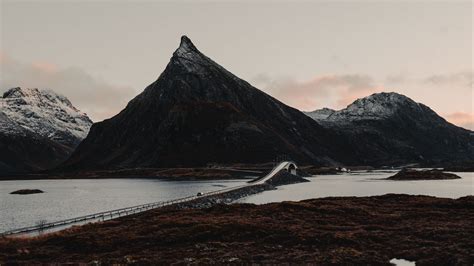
[1,194,472,264]
[175,171,308,209]
[176,184,272,209]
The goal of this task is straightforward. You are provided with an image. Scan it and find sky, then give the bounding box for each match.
[0,1,472,129]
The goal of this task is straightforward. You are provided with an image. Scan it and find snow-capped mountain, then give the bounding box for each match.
[0,87,92,174]
[1,87,92,147]
[306,92,474,166]
[329,92,427,122]
[307,93,430,124]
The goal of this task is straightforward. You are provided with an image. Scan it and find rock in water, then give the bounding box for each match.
[10,189,44,195]
[387,169,461,180]
[60,36,356,171]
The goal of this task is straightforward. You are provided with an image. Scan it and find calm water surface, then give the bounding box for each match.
[0,178,246,232]
[241,171,473,204]
[2,171,473,232]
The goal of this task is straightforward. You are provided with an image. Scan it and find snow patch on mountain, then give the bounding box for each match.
[304,108,336,122]
[0,87,93,146]
[306,92,423,123]
[331,92,421,121]
[0,111,30,137]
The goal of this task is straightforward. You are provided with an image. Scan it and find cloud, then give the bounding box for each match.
[423,72,473,88]
[252,72,473,130]
[0,53,136,121]
[444,112,474,130]
[384,72,473,88]
[252,73,383,111]
[385,74,409,85]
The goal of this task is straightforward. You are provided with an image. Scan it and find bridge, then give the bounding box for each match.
[248,161,298,184]
[0,161,299,237]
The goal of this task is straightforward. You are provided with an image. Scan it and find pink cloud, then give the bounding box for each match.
[254,74,384,111]
[444,112,474,130]
[31,61,58,73]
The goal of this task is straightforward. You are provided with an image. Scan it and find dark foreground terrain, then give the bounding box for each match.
[1,194,473,265]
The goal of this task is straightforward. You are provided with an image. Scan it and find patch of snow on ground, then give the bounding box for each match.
[389,258,416,266]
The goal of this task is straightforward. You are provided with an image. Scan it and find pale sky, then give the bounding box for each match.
[1,0,472,129]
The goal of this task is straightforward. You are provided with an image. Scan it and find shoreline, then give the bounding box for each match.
[2,162,473,181]
[0,165,339,181]
[0,167,266,181]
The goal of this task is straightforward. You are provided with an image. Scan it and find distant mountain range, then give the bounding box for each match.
[1,37,472,174]
[305,92,473,166]
[0,88,92,173]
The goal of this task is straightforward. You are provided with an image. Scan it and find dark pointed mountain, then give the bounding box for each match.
[306,92,474,166]
[60,36,356,170]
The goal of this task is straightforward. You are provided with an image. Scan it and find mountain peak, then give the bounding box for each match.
[3,87,74,109]
[174,35,200,58]
[169,35,229,75]
[341,92,420,119]
[179,35,197,51]
[3,87,40,99]
[359,92,411,104]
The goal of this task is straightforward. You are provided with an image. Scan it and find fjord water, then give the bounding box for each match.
[241,171,474,204]
[1,171,473,233]
[0,179,247,232]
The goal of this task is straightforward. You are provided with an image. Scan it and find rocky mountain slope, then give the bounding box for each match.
[0,112,72,174]
[1,87,92,147]
[0,88,92,174]
[60,36,356,171]
[306,92,474,166]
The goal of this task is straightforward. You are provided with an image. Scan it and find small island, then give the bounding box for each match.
[10,189,44,195]
[387,169,461,180]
